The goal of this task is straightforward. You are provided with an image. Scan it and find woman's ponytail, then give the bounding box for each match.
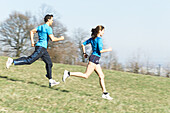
[91,25,104,39]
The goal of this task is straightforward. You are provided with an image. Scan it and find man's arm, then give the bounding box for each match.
[30,28,37,47]
[49,34,64,41]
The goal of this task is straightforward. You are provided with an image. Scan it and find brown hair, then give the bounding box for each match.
[44,14,53,22]
[91,25,104,39]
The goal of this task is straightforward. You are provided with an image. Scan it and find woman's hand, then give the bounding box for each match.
[83,53,88,58]
[31,43,35,47]
[108,47,112,51]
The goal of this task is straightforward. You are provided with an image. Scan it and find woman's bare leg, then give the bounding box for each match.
[94,64,107,92]
[70,62,96,79]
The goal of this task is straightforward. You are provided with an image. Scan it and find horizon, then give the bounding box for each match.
[1,0,170,66]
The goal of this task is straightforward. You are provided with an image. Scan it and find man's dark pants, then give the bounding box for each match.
[13,46,53,79]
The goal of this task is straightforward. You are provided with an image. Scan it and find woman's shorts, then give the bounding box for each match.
[89,55,100,64]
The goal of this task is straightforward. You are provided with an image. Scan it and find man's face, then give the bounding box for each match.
[48,17,53,26]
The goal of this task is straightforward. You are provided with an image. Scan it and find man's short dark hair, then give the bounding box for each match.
[44,14,53,22]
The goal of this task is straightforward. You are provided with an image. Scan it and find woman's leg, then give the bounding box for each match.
[70,62,96,79]
[95,65,113,100]
[94,64,107,92]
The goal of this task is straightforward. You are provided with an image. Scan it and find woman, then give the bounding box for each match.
[63,25,113,100]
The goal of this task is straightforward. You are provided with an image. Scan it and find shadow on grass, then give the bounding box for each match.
[0,75,25,82]
[0,75,70,93]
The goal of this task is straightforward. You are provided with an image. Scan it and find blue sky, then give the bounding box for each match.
[1,0,170,65]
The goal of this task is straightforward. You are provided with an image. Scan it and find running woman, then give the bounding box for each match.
[63,25,113,100]
[6,14,64,87]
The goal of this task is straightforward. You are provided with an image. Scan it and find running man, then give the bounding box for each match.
[63,25,113,100]
[6,14,64,87]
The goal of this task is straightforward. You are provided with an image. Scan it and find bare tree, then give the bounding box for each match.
[73,28,89,62]
[101,51,123,71]
[143,55,155,75]
[126,50,143,73]
[38,4,60,21]
[0,47,3,56]
[48,40,78,64]
[48,20,68,48]
[0,11,35,57]
[48,21,78,64]
[110,51,123,71]
[165,63,170,78]
[48,20,79,64]
[36,4,78,64]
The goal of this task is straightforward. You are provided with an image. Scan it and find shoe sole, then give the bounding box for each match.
[49,82,60,87]
[62,74,66,82]
[102,97,113,100]
[62,76,65,82]
[6,58,13,69]
[63,70,68,82]
[6,59,10,69]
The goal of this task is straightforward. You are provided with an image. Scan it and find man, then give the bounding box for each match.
[6,14,64,87]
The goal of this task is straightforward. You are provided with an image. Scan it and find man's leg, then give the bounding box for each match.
[41,50,53,79]
[41,50,59,87]
[13,46,45,65]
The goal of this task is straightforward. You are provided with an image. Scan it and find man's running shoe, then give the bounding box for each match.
[49,79,60,87]
[6,57,13,69]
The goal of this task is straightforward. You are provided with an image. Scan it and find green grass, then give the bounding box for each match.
[0,56,170,113]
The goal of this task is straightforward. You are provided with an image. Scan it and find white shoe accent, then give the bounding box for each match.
[63,70,69,82]
[49,79,54,83]
[6,57,13,69]
[49,79,60,87]
[102,93,113,100]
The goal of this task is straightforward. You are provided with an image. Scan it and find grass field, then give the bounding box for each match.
[0,56,170,113]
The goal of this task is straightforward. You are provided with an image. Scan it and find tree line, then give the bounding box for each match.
[0,5,169,78]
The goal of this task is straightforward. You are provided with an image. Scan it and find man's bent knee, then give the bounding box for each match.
[27,60,34,65]
[46,63,53,67]
[50,63,53,67]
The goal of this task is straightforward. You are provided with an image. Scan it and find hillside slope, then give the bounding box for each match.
[0,56,170,113]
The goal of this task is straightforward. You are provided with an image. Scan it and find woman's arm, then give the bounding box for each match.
[98,38,112,53]
[100,47,112,53]
[49,34,64,41]
[81,44,88,58]
[81,44,86,53]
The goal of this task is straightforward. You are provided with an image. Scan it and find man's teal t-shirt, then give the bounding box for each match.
[35,24,53,49]
[83,37,103,57]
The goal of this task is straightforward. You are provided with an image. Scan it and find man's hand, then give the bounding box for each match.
[108,47,112,52]
[60,36,64,40]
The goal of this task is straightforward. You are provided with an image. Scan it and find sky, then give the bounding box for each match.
[1,0,170,66]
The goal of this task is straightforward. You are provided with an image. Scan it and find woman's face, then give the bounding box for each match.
[99,29,105,36]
